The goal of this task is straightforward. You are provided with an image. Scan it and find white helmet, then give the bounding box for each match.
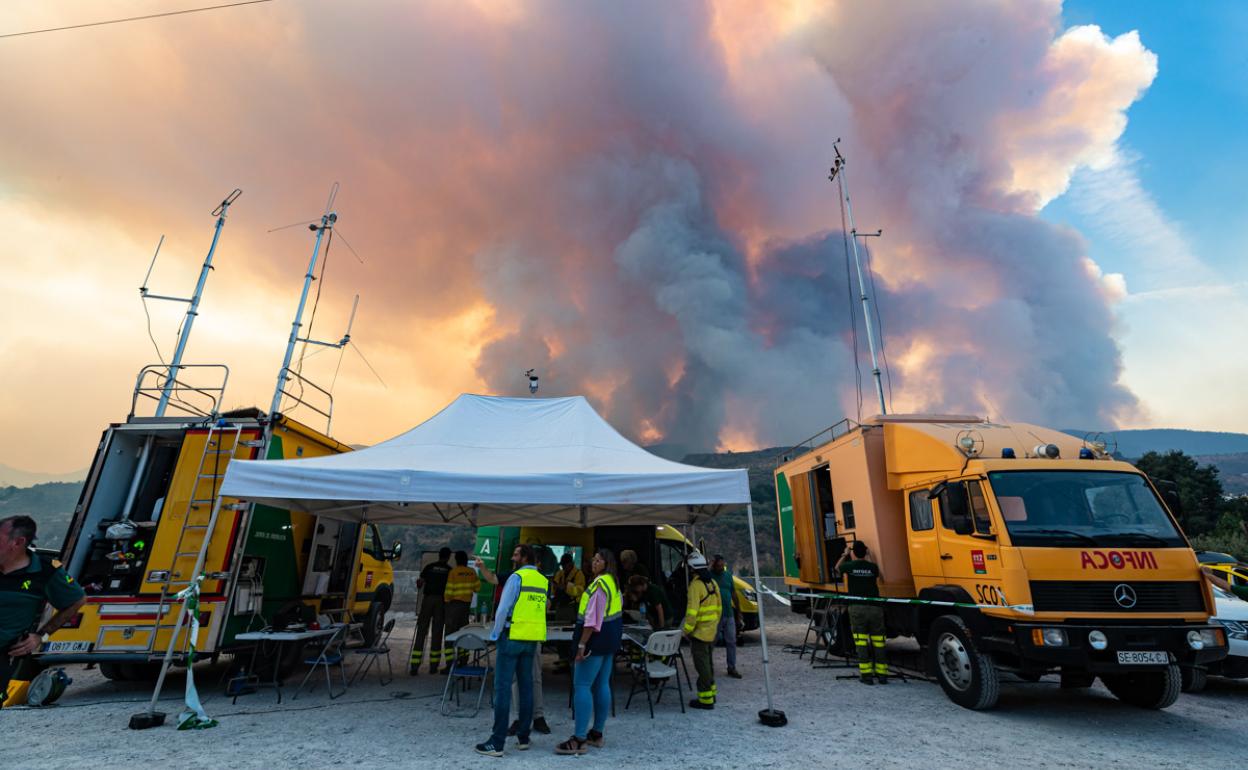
[686,553,708,570]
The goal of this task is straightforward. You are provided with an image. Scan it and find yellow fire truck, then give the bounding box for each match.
[36,190,399,679]
[775,414,1226,709]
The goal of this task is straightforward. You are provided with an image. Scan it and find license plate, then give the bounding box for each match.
[1117,651,1168,665]
[42,641,92,653]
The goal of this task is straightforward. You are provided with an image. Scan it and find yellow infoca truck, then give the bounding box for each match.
[775,414,1227,710]
[39,400,399,679]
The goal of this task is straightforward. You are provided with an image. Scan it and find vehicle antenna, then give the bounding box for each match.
[270,183,361,432]
[140,189,241,416]
[829,141,887,416]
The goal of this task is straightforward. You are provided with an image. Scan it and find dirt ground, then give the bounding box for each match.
[7,617,1246,769]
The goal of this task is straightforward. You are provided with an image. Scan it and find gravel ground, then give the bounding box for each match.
[8,617,1246,769]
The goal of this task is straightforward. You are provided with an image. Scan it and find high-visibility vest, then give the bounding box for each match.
[444,566,481,603]
[554,567,586,600]
[683,577,721,642]
[576,573,624,654]
[507,567,549,642]
[577,574,622,622]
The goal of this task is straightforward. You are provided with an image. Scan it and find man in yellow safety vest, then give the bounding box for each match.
[442,550,481,670]
[475,544,548,758]
[681,553,722,710]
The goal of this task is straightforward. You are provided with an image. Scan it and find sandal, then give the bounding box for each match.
[586,729,604,748]
[555,736,588,755]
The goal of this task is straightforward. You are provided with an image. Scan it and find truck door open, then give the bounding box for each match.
[302,517,360,597]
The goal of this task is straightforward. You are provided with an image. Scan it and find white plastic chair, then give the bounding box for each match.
[624,629,685,717]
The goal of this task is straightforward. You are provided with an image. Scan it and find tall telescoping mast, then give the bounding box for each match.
[140,189,241,416]
[829,142,887,416]
[269,184,357,422]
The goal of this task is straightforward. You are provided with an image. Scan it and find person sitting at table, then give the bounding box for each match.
[623,574,668,630]
[556,548,622,755]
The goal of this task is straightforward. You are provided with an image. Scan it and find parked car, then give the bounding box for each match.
[1183,584,1248,692]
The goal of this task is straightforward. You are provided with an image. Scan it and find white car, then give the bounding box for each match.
[1183,585,1248,692]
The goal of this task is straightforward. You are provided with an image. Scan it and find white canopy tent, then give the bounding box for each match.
[212,393,782,724]
[219,394,748,527]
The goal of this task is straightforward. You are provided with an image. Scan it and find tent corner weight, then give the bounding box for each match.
[758,707,788,728]
[129,710,166,730]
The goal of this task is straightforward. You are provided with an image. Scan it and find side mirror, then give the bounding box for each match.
[389,541,402,561]
[1153,479,1184,516]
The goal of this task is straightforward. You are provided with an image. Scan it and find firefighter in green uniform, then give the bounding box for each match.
[1,516,86,706]
[839,541,888,684]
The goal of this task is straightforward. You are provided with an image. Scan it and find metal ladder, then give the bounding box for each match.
[147,422,246,655]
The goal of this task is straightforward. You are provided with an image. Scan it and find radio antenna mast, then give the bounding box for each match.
[829,142,887,416]
[140,188,241,416]
[270,183,357,422]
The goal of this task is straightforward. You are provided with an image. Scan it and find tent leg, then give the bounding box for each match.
[746,503,786,727]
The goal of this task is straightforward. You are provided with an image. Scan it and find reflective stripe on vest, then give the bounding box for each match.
[507,568,549,642]
[576,574,623,623]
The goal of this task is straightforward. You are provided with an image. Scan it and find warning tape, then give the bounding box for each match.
[754,582,1035,615]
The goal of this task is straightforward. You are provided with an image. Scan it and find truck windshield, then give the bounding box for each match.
[986,470,1186,548]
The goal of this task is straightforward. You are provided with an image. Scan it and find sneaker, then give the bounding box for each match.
[475,740,504,757]
[586,729,604,748]
[516,736,531,751]
[688,699,714,710]
[727,667,743,679]
[532,717,551,735]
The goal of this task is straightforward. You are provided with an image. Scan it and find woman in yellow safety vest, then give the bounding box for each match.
[556,548,623,755]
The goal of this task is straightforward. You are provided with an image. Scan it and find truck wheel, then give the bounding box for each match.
[928,616,1000,710]
[361,600,386,647]
[99,662,130,682]
[1180,666,1209,694]
[1102,664,1181,709]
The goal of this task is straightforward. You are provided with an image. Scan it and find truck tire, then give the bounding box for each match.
[928,615,1000,710]
[1180,666,1209,694]
[361,600,386,647]
[99,662,130,682]
[1102,664,1182,709]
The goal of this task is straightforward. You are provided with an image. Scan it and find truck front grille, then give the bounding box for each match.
[1028,581,1204,613]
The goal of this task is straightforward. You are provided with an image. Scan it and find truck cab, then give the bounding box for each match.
[777,414,1226,709]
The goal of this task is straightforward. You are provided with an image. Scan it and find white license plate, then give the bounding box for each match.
[1117,651,1168,665]
[42,641,92,653]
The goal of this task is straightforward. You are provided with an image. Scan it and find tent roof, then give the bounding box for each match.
[219,394,750,527]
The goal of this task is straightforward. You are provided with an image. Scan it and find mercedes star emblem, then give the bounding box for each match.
[1113,583,1138,609]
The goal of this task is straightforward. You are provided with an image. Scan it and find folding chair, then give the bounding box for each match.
[624,629,685,718]
[293,625,349,700]
[349,618,396,686]
[440,633,492,717]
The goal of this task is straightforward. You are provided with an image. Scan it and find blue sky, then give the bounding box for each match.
[1044,0,1248,430]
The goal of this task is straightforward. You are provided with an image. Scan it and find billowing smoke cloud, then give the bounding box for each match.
[0,0,1157,467]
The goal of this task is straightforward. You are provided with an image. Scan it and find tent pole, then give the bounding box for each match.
[746,502,786,726]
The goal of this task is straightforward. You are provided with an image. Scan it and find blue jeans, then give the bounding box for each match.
[492,638,537,745]
[573,653,613,739]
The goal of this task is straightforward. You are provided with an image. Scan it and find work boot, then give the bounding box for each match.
[409,665,420,676]
[688,699,714,710]
[877,676,889,685]
[727,667,742,679]
[859,675,875,685]
[428,664,439,675]
[532,717,551,735]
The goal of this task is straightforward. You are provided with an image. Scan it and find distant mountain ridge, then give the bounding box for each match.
[1061,428,1248,459]
[0,463,87,488]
